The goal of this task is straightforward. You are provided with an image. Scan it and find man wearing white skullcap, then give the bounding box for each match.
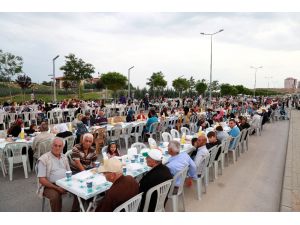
[138,149,173,211]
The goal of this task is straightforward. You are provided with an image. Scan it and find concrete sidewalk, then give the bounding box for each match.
[280,109,300,211]
[167,117,290,211]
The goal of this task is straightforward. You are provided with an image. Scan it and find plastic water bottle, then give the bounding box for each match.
[20,128,25,139]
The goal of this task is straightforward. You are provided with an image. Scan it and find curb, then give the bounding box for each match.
[280,109,300,211]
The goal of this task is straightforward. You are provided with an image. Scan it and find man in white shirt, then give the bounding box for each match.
[194,135,210,176]
[251,112,261,135]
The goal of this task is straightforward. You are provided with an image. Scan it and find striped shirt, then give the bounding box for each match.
[70,143,97,173]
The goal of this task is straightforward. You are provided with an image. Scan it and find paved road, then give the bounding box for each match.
[0,116,290,212]
[167,118,289,212]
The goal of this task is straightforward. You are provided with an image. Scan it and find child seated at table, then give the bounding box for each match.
[106,141,121,158]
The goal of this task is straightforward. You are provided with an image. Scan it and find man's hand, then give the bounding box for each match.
[56,187,67,194]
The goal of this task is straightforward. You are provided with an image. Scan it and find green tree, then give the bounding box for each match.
[172,77,190,98]
[62,80,72,92]
[0,49,23,82]
[210,80,220,94]
[220,83,238,96]
[42,81,52,86]
[188,76,196,96]
[195,80,207,95]
[146,71,167,97]
[15,74,32,100]
[95,79,105,90]
[100,72,127,108]
[234,85,246,94]
[60,53,95,98]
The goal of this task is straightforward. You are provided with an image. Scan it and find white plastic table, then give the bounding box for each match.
[56,159,151,212]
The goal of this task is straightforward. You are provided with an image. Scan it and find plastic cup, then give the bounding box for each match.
[123,167,127,175]
[134,154,138,160]
[66,171,72,181]
[86,181,93,192]
[131,159,135,163]
[139,157,144,163]
[94,161,100,168]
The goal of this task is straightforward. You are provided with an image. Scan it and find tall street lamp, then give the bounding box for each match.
[128,66,134,99]
[265,76,273,96]
[250,66,263,98]
[52,55,59,103]
[200,29,224,106]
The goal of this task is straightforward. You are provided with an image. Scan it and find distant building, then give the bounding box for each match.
[284,77,298,89]
[55,76,100,89]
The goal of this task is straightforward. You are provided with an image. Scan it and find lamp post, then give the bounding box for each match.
[265,76,273,97]
[52,55,59,103]
[200,29,224,107]
[250,66,262,98]
[128,66,134,99]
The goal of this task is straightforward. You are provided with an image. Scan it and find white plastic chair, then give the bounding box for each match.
[8,113,17,128]
[161,132,173,142]
[213,144,223,179]
[189,123,198,134]
[148,138,157,149]
[239,129,248,154]
[147,122,160,141]
[245,128,251,151]
[168,117,178,130]
[206,145,219,183]
[127,147,138,157]
[221,136,231,168]
[55,110,64,124]
[101,146,108,159]
[255,117,263,136]
[228,133,242,164]
[47,111,55,125]
[142,179,173,212]
[130,122,145,142]
[113,192,143,212]
[29,111,38,125]
[194,153,210,200]
[167,166,189,212]
[4,143,31,181]
[66,109,76,122]
[22,112,31,127]
[130,142,147,154]
[0,149,7,177]
[0,113,6,130]
[107,125,122,147]
[170,129,180,139]
[33,139,53,169]
[120,123,133,151]
[180,127,190,136]
[63,135,76,152]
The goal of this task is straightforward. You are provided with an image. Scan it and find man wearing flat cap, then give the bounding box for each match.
[138,149,173,212]
[95,158,139,212]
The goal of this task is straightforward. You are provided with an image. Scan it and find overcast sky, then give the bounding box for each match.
[1,12,300,89]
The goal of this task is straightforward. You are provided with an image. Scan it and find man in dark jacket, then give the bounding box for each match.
[96,158,139,212]
[206,131,221,160]
[139,149,173,212]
